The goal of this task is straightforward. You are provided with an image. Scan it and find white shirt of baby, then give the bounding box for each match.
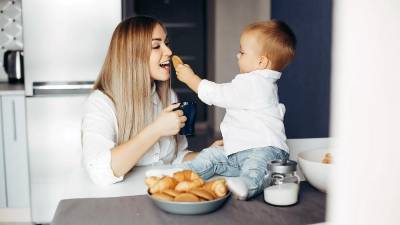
[198,69,289,156]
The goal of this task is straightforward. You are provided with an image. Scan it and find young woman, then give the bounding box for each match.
[81,16,207,185]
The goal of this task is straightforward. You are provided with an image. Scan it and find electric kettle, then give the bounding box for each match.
[3,50,24,84]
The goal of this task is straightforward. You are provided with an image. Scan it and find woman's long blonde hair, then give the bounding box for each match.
[94,16,171,145]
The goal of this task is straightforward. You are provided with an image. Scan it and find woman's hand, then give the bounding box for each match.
[153,103,187,137]
[210,139,224,147]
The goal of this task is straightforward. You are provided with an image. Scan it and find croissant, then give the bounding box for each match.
[174,178,204,192]
[173,170,201,182]
[322,153,332,164]
[145,176,160,188]
[204,179,227,197]
[172,55,184,68]
[149,176,177,194]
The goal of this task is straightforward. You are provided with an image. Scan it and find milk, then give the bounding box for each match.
[264,183,299,206]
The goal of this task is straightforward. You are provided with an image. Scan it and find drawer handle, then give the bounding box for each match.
[12,100,17,141]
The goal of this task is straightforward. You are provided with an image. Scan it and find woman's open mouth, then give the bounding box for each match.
[159,60,170,72]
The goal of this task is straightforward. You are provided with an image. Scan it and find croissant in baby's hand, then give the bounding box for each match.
[172,55,184,69]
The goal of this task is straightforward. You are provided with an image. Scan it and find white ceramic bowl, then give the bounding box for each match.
[298,149,332,193]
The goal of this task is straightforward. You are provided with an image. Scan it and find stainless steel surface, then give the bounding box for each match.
[22,0,121,96]
[148,191,231,215]
[26,95,88,222]
[33,81,94,95]
[22,0,121,222]
[267,160,297,174]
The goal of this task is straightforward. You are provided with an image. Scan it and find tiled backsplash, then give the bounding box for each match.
[0,0,23,81]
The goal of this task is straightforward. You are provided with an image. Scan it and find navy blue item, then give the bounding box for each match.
[174,102,197,136]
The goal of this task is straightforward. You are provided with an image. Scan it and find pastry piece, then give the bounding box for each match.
[151,192,174,201]
[162,189,181,198]
[174,193,200,202]
[175,178,205,192]
[322,153,332,164]
[145,168,183,178]
[189,188,216,201]
[145,176,160,188]
[204,178,228,197]
[150,176,177,194]
[173,170,201,182]
[172,55,184,69]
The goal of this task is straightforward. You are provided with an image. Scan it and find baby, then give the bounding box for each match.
[151,20,296,200]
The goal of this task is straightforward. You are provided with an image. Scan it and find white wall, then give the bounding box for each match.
[328,1,400,224]
[209,0,270,132]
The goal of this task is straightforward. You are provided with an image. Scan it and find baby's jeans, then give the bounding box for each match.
[181,146,289,199]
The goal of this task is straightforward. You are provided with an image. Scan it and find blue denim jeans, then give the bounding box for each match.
[181,146,289,199]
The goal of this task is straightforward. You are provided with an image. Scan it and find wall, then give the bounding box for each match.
[0,0,23,81]
[209,0,270,133]
[271,0,332,138]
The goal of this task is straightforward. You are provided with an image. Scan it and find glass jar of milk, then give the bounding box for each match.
[264,159,300,206]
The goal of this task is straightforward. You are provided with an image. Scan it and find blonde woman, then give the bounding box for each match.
[81,16,211,185]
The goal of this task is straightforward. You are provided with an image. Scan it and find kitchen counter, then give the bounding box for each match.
[50,166,326,225]
[0,82,25,95]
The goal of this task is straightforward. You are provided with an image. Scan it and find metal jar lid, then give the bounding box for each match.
[267,159,297,174]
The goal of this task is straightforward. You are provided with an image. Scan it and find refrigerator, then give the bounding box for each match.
[21,0,121,223]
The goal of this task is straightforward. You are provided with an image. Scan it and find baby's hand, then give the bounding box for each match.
[172,55,197,84]
[175,64,196,83]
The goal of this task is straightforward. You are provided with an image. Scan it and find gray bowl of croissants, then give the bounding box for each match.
[145,170,231,215]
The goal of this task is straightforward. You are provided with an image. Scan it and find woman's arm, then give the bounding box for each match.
[111,104,186,177]
[110,122,162,177]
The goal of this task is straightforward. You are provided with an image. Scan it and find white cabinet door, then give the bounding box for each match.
[0,98,6,207]
[2,95,30,208]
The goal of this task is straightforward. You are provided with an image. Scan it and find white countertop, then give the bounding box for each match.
[0,82,25,95]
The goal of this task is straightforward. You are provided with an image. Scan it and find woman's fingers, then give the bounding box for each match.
[175,110,184,116]
[180,116,187,123]
[164,103,180,112]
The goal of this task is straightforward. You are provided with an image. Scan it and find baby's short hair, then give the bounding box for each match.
[244,20,296,71]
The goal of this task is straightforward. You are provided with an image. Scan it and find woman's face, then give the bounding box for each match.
[149,24,172,81]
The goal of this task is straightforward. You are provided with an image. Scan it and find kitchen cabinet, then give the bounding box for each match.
[0,94,30,208]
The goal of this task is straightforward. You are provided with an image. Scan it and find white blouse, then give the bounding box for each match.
[81,88,188,185]
[198,69,289,156]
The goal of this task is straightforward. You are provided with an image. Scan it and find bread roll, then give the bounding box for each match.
[322,153,332,164]
[162,189,181,198]
[189,188,216,201]
[152,192,174,201]
[173,170,201,182]
[172,55,184,68]
[204,179,227,197]
[174,178,204,192]
[174,193,200,202]
[150,176,177,194]
[145,176,160,188]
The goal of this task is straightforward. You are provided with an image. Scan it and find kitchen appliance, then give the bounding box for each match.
[3,50,24,84]
[22,0,121,223]
[264,159,300,206]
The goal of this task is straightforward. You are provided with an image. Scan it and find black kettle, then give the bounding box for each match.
[3,50,24,84]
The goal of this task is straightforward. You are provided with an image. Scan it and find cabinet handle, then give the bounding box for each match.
[12,100,17,141]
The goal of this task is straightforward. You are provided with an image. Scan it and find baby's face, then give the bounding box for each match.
[236,31,264,73]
